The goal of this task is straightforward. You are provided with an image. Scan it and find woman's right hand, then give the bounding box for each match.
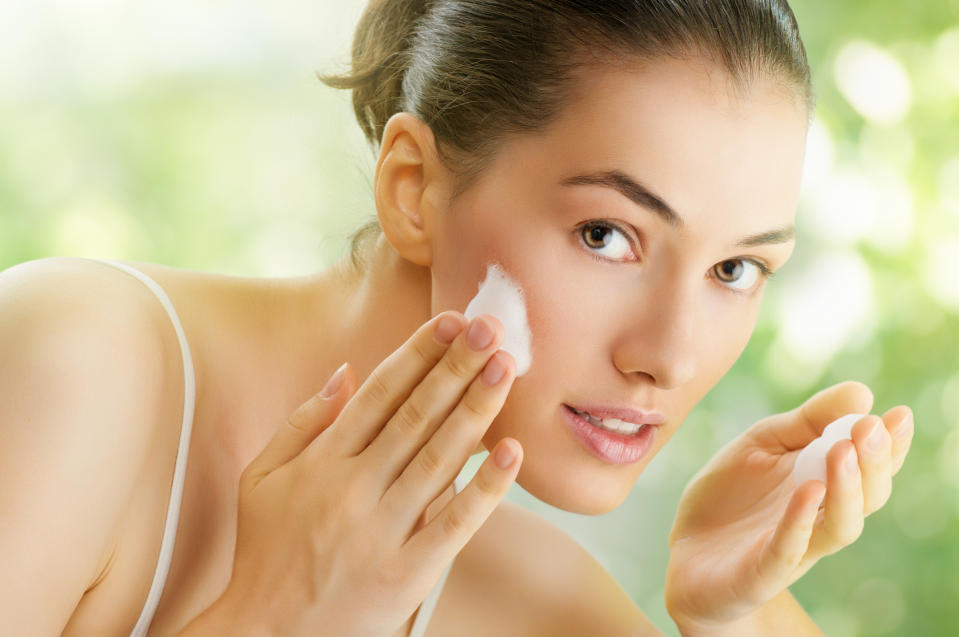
[221,311,521,637]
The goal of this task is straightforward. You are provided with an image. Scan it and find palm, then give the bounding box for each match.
[666,431,810,624]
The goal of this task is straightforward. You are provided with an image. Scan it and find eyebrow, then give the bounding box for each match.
[560,169,796,247]
[735,226,795,247]
[561,170,683,228]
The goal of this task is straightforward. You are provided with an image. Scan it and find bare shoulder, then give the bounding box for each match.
[0,256,182,399]
[448,497,665,637]
[0,257,183,634]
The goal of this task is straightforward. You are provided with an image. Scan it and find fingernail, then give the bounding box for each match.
[895,413,914,439]
[467,317,494,351]
[482,355,507,386]
[865,419,884,453]
[845,447,859,474]
[494,441,516,469]
[321,363,347,398]
[434,314,462,345]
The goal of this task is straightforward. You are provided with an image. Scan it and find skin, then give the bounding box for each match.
[308,55,809,516]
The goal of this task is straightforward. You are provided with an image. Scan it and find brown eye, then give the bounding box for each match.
[712,259,763,291]
[583,224,613,248]
[579,221,635,261]
[715,260,744,282]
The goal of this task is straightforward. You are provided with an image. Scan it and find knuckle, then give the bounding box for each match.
[286,414,310,435]
[365,369,392,406]
[396,399,429,435]
[770,541,802,567]
[836,519,864,545]
[442,351,475,381]
[412,338,433,366]
[416,444,446,479]
[460,389,488,420]
[442,506,469,537]
[475,467,501,498]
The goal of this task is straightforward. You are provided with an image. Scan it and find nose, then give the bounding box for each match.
[612,280,698,390]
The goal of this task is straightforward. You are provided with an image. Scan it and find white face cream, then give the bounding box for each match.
[463,262,532,376]
[792,413,868,486]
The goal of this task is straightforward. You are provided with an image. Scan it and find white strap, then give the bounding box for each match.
[84,259,197,637]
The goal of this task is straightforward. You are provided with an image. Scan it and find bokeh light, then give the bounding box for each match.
[834,40,913,125]
[777,250,876,365]
[922,235,959,312]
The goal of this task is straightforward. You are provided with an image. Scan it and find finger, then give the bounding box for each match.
[807,439,865,557]
[361,314,505,490]
[850,414,893,516]
[401,437,522,575]
[380,349,517,536]
[315,311,468,458]
[243,363,356,487]
[883,405,914,476]
[756,381,875,451]
[755,480,825,589]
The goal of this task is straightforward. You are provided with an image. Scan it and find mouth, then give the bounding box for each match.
[563,403,664,435]
[562,404,658,465]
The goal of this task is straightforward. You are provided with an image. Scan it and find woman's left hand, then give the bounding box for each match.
[664,381,914,630]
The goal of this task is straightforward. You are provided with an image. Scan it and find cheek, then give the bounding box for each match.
[429,218,504,313]
[700,296,762,381]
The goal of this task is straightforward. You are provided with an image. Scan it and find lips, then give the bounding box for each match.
[562,404,657,464]
[564,403,665,427]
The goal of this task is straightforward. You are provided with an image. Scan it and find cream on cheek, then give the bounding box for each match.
[463,262,532,376]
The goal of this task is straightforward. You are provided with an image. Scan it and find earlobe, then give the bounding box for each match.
[374,112,446,268]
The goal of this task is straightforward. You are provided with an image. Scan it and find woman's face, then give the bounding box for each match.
[428,56,808,514]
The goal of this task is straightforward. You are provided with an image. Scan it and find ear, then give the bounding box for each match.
[374,112,451,268]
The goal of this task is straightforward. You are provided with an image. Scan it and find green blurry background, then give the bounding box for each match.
[1,1,957,634]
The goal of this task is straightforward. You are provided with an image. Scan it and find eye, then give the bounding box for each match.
[711,259,769,292]
[578,221,637,262]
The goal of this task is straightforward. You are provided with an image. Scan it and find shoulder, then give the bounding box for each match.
[0,257,182,400]
[0,257,182,624]
[454,498,664,637]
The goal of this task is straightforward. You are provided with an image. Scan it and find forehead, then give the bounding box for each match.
[516,56,809,233]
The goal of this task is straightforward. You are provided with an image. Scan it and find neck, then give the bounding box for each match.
[221,232,485,486]
[326,233,434,385]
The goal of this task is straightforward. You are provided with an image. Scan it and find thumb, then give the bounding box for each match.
[753,381,874,452]
[244,363,355,484]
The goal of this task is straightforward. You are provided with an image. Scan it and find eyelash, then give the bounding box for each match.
[575,220,775,294]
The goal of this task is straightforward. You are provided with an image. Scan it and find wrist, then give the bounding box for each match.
[670,614,752,637]
[669,590,824,637]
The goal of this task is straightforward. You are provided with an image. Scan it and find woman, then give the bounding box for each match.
[0,0,914,635]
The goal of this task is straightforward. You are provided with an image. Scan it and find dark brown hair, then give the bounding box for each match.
[320,0,813,271]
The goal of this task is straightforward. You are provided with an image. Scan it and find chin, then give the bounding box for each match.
[481,408,653,515]
[513,458,637,516]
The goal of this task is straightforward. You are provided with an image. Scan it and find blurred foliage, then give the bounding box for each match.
[1,1,957,635]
